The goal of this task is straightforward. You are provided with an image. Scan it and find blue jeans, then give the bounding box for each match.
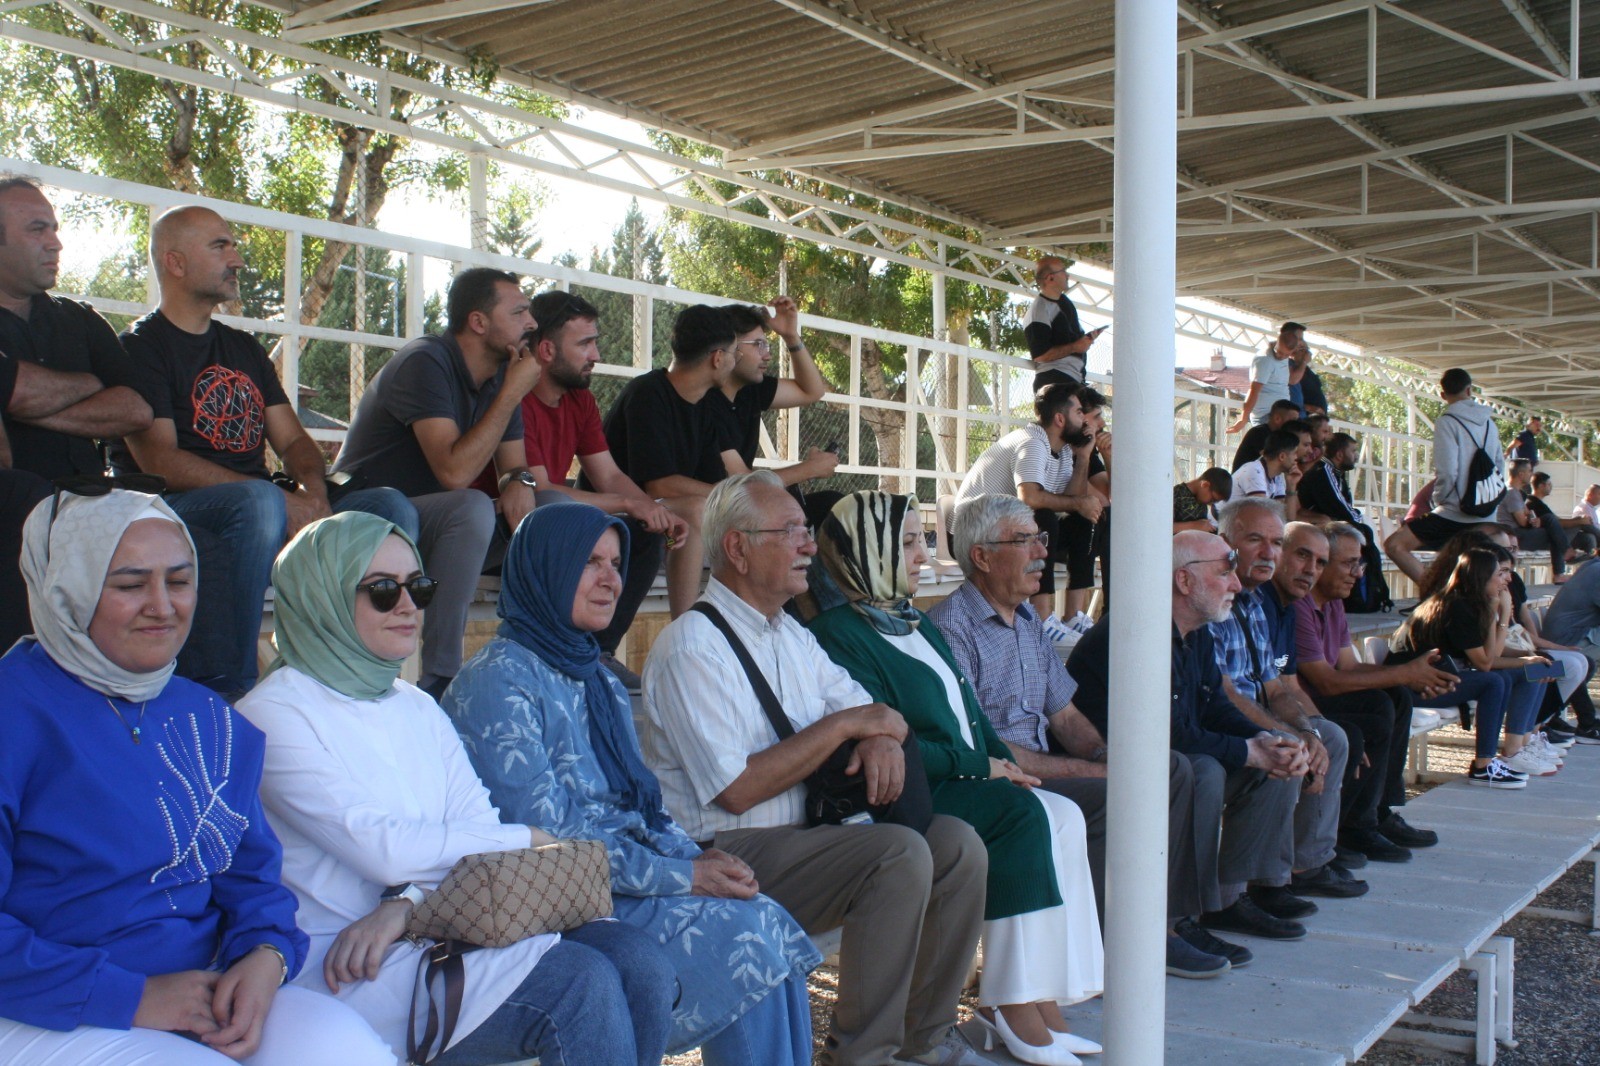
[168,481,420,696]
[1416,668,1543,760]
[700,972,812,1066]
[431,920,676,1066]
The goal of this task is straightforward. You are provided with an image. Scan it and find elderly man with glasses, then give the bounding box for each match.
[931,493,1251,979]
[641,470,990,1066]
[1292,522,1450,863]
[1068,530,1310,943]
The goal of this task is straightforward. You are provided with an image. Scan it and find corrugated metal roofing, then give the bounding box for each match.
[293,0,1600,414]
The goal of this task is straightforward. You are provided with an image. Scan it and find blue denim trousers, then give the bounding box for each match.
[167,480,419,696]
[1415,667,1543,759]
[430,920,676,1066]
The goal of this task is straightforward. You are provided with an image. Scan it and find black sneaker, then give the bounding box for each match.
[1291,862,1370,898]
[1544,720,1577,743]
[600,653,642,691]
[1249,884,1318,919]
[1338,828,1412,864]
[1201,897,1307,941]
[1333,845,1368,869]
[1174,916,1254,968]
[1467,758,1529,788]
[1380,813,1439,849]
[1166,933,1230,979]
[1572,726,1600,745]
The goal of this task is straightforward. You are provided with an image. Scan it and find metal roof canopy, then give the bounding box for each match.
[269,0,1600,417]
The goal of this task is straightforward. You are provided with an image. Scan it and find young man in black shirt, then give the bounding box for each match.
[710,296,837,487]
[1026,256,1101,391]
[112,205,416,697]
[596,304,738,616]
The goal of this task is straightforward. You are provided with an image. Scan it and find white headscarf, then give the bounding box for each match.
[19,489,196,702]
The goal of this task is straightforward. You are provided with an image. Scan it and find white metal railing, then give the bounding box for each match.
[12,156,1445,513]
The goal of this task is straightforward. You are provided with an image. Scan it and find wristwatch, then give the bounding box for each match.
[498,469,538,493]
[381,882,426,907]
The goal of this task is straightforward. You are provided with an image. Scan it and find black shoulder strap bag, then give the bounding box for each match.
[689,602,933,833]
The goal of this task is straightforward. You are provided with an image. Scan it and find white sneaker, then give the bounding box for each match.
[1526,733,1565,766]
[1502,748,1558,776]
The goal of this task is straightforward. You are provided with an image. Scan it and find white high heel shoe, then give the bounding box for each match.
[1049,1028,1102,1056]
[972,1011,1083,1066]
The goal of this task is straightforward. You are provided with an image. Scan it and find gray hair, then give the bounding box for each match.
[1215,496,1285,542]
[951,494,1035,576]
[1323,521,1363,554]
[702,469,787,571]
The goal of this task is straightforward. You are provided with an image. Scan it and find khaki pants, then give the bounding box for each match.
[714,815,987,1066]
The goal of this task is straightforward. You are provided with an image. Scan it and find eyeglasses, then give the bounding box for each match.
[48,473,169,527]
[739,524,815,545]
[1336,557,1367,575]
[357,576,438,612]
[1181,549,1239,571]
[979,532,1050,549]
[737,338,772,352]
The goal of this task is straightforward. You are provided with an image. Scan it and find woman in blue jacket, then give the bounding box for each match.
[0,485,391,1065]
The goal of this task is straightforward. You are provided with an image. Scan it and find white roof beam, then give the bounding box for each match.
[281,0,561,43]
[1176,199,1600,238]
[1189,268,1600,297]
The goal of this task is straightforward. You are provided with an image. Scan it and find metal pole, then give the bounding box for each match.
[1105,1,1176,1063]
[468,152,489,252]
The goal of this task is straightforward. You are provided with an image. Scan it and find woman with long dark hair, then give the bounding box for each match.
[1389,547,1553,787]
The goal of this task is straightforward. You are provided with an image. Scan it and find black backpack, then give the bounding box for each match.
[1442,412,1507,518]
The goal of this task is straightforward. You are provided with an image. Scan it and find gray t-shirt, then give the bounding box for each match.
[1542,558,1600,647]
[335,333,521,498]
[1249,347,1291,422]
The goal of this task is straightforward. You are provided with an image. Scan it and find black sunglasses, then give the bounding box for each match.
[530,290,590,337]
[356,576,438,612]
[49,474,168,523]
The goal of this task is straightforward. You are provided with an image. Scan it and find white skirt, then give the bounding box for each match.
[977,788,1105,1008]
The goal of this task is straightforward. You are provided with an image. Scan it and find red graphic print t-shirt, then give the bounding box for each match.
[111,312,290,478]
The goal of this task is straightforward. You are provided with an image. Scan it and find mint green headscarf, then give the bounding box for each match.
[265,512,420,700]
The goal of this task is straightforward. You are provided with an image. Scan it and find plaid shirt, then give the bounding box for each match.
[1209,584,1278,704]
[927,581,1078,753]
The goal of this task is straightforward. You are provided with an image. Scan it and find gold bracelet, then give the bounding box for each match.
[253,943,289,987]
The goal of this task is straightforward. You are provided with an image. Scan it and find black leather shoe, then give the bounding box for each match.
[1334,845,1368,869]
[1174,916,1253,967]
[1291,862,1370,898]
[1339,828,1412,863]
[1249,884,1318,919]
[1380,813,1439,848]
[1200,897,1307,941]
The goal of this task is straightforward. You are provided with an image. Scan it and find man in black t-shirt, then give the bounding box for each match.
[596,304,738,616]
[1231,400,1300,471]
[710,297,837,487]
[111,205,416,697]
[1025,256,1102,391]
[0,178,152,481]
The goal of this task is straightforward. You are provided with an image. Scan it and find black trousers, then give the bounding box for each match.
[1311,685,1412,831]
[1034,507,1108,597]
[0,469,51,653]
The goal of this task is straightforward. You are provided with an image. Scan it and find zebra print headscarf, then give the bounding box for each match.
[818,490,922,636]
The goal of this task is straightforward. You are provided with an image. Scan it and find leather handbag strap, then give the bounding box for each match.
[407,941,478,1065]
[689,602,796,742]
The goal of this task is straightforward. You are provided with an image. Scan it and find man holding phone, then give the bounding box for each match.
[335,267,542,699]
[1026,256,1103,391]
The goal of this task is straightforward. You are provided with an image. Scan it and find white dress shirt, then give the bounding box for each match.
[641,578,874,841]
[238,668,555,1060]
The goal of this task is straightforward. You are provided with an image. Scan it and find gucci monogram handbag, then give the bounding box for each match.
[405,840,613,1064]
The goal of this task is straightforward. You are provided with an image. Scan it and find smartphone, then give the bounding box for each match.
[824,440,841,454]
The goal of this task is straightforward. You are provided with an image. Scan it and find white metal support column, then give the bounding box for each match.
[468,152,489,252]
[1104,2,1176,1063]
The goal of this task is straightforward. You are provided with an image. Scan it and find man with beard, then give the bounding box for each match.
[1293,523,1452,862]
[517,289,690,685]
[1070,530,1310,941]
[1297,431,1392,612]
[111,205,415,698]
[710,297,837,487]
[954,381,1103,621]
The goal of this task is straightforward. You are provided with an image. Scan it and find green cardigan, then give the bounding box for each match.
[810,604,1062,920]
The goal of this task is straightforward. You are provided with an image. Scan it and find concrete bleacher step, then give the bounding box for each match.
[1011,744,1600,1064]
